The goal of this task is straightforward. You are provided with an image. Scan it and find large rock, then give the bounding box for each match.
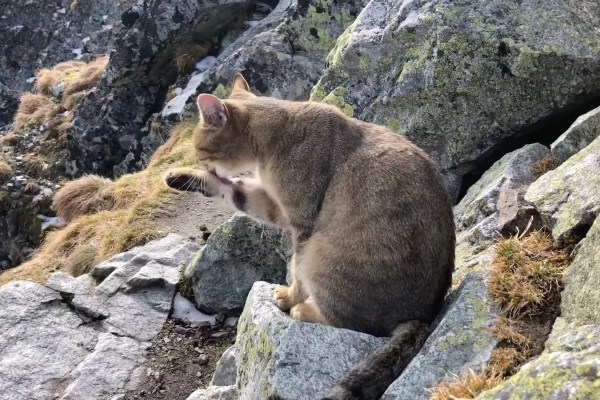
[560,216,600,326]
[313,0,600,197]
[455,143,550,242]
[454,143,550,280]
[186,385,239,400]
[190,214,291,315]
[0,234,199,400]
[551,105,600,164]
[159,0,368,120]
[0,0,137,128]
[66,0,257,177]
[383,275,497,399]
[226,282,387,399]
[525,135,600,244]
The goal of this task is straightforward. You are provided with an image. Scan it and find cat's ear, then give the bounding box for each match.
[197,94,228,127]
[231,73,251,94]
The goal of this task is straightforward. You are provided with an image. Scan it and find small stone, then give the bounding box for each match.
[215,313,226,324]
[174,326,188,335]
[211,331,229,339]
[199,225,208,231]
[198,354,209,365]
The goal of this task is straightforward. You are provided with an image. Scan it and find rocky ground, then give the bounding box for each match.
[124,321,236,400]
[1,0,600,399]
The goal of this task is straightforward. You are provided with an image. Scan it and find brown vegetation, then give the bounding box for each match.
[173,42,210,74]
[531,154,558,179]
[0,157,12,182]
[429,231,571,399]
[0,119,198,285]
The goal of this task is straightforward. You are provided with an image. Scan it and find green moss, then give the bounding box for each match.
[212,84,230,99]
[321,87,354,117]
[236,316,275,398]
[327,18,360,66]
[309,82,328,102]
[386,118,402,134]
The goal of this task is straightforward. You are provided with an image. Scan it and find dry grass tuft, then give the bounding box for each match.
[173,42,211,74]
[429,369,503,400]
[22,153,47,176]
[430,231,572,398]
[13,94,59,130]
[531,155,557,179]
[0,119,198,284]
[52,175,116,223]
[0,158,12,182]
[1,132,19,145]
[488,231,570,318]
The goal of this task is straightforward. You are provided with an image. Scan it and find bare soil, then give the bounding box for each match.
[124,319,237,400]
[154,193,234,239]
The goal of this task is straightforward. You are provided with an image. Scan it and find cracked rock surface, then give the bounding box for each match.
[0,234,199,400]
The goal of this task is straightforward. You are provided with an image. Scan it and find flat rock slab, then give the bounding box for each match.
[552,105,600,164]
[526,135,600,244]
[383,275,497,399]
[0,234,199,400]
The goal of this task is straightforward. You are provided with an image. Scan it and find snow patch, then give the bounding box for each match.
[172,293,216,326]
[195,56,217,72]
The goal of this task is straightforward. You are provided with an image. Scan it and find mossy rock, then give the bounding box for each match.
[315,0,600,198]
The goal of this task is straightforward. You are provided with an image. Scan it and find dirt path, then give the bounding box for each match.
[154,193,234,239]
[123,320,236,400]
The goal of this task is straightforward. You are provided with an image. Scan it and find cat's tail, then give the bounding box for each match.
[322,321,429,400]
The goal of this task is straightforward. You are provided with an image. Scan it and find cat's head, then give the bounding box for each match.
[193,73,257,178]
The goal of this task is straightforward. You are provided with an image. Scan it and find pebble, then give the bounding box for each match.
[198,354,209,365]
[215,313,226,324]
[211,331,229,339]
[174,326,188,335]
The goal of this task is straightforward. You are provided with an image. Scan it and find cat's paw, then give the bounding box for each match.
[274,287,294,311]
[163,168,218,197]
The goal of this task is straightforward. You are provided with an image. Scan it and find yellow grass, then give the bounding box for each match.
[1,132,19,145]
[430,231,571,398]
[0,158,12,182]
[429,369,503,400]
[0,119,198,285]
[489,231,569,318]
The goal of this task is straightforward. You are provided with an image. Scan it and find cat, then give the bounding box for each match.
[164,73,456,399]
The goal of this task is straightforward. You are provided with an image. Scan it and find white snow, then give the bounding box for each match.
[174,87,183,95]
[195,55,217,72]
[172,293,216,325]
[72,48,82,59]
[57,7,66,14]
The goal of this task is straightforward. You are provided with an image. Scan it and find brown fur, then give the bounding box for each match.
[164,74,456,398]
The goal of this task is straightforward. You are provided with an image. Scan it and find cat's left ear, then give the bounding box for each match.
[197,94,228,127]
[231,73,252,94]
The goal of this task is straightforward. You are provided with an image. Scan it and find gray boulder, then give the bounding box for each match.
[66,0,257,177]
[561,216,600,326]
[477,320,600,400]
[211,346,239,387]
[158,0,368,120]
[314,0,600,198]
[0,234,199,400]
[383,275,497,399]
[190,214,291,315]
[525,135,600,244]
[454,143,550,280]
[552,105,600,164]
[229,281,387,399]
